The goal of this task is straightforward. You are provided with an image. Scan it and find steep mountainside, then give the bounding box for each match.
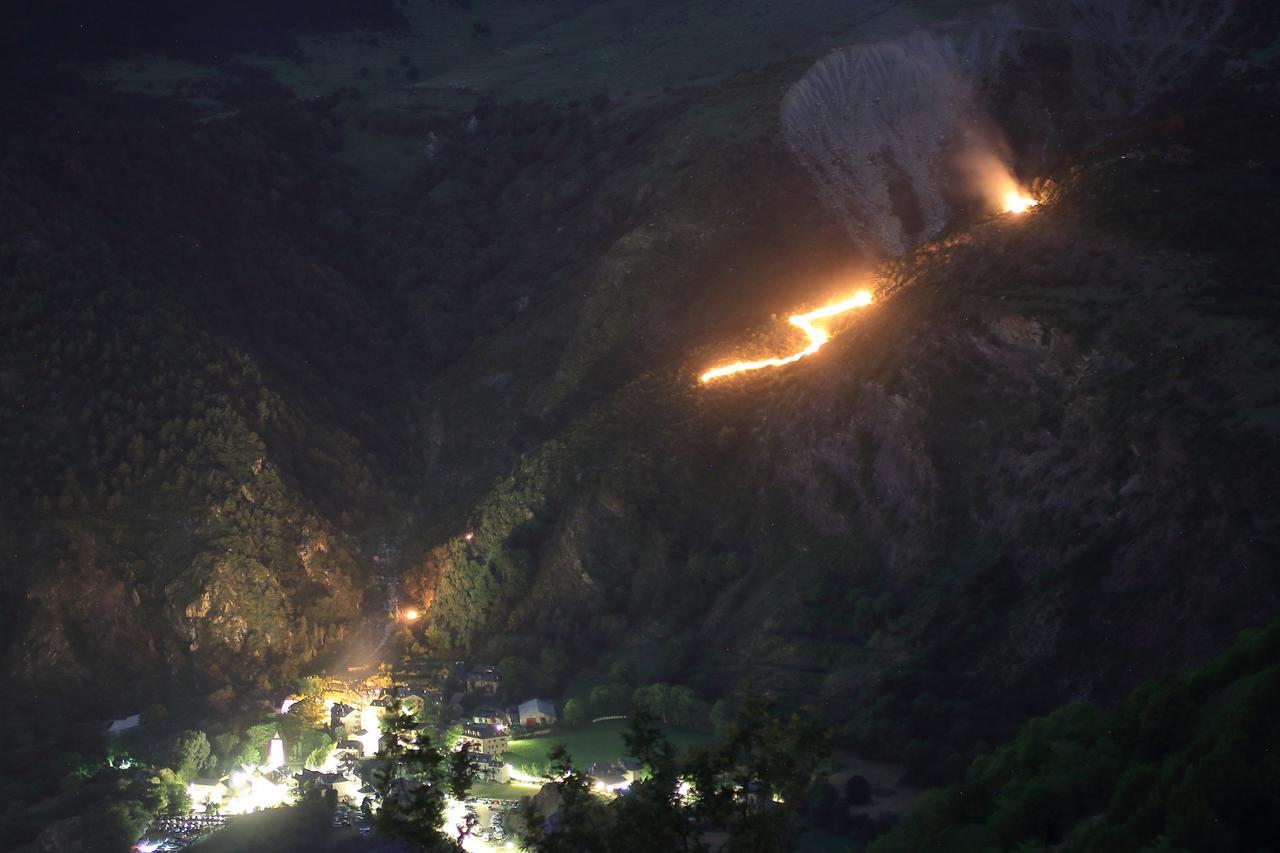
[402,16,1280,782]
[2,0,1277,807]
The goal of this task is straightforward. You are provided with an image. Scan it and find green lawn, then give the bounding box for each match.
[502,719,712,776]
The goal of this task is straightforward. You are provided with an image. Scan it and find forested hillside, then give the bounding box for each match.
[403,7,1280,785]
[1,0,1279,849]
[871,614,1280,852]
[0,78,405,707]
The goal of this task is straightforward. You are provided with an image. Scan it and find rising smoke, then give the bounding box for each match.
[781,21,1017,257]
[781,0,1234,256]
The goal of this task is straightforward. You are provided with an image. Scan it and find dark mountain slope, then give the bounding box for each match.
[0,81,416,711]
[871,613,1280,852]
[6,0,406,63]
[405,50,1280,782]
[0,1,1276,835]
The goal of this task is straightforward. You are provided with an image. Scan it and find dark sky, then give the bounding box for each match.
[6,0,406,64]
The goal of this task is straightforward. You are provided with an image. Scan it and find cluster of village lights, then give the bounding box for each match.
[180,696,368,819]
[698,183,1038,384]
[169,681,656,853]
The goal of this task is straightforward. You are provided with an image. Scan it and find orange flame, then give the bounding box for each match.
[961,145,1037,215]
[1002,190,1037,214]
[700,289,874,383]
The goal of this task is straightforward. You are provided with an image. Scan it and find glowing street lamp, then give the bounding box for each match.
[401,608,420,621]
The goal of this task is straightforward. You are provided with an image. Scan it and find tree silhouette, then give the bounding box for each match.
[371,687,474,850]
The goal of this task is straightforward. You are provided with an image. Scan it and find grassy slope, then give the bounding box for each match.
[503,720,712,775]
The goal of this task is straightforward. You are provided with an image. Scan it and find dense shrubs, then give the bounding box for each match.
[872,617,1280,852]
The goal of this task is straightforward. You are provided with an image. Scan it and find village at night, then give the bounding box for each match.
[2,1,1279,851]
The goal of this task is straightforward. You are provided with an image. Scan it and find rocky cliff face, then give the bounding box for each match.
[5,424,370,704]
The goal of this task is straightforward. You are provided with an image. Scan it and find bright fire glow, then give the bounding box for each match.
[962,145,1037,216]
[699,289,873,383]
[1002,191,1037,214]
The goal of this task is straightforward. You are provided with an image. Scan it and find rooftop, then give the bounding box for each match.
[107,714,141,734]
[463,722,503,739]
[518,698,556,716]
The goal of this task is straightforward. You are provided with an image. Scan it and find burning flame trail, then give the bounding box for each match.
[697,179,1035,385]
[699,289,873,383]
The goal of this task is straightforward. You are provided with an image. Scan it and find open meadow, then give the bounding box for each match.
[502,719,712,776]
